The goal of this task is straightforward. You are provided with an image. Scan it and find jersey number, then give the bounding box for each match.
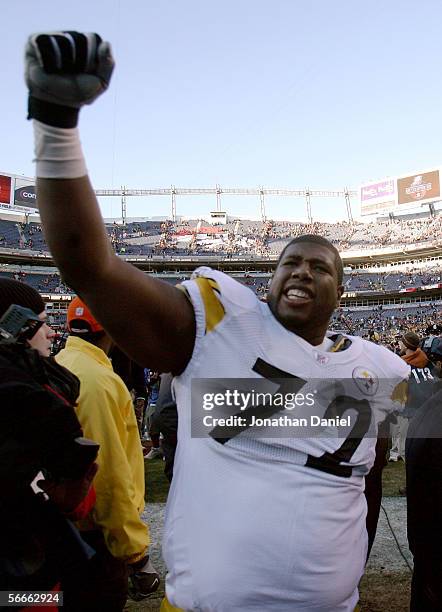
[209,357,372,478]
[411,367,434,384]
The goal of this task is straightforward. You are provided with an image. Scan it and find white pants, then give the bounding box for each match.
[390,416,409,460]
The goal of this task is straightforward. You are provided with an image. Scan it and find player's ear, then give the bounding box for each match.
[336,285,344,306]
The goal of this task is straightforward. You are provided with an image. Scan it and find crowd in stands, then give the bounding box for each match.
[239,267,442,294]
[1,212,441,355]
[331,304,441,350]
[1,213,442,257]
[19,222,47,251]
[265,216,442,255]
[1,266,441,299]
[0,219,22,249]
[345,267,442,291]
[0,270,70,294]
[1,266,440,358]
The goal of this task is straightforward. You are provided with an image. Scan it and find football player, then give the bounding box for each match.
[25,32,410,611]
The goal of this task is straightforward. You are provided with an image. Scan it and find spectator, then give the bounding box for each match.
[406,386,442,611]
[0,279,97,597]
[402,332,440,418]
[55,296,159,610]
[144,373,178,483]
[390,331,439,463]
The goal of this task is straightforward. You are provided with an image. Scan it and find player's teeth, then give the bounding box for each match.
[287,290,309,299]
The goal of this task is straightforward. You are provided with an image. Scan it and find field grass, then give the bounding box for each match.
[125,590,164,611]
[124,572,412,611]
[382,459,406,497]
[359,571,411,612]
[144,455,170,503]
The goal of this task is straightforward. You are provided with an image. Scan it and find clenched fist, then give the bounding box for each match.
[25,31,114,127]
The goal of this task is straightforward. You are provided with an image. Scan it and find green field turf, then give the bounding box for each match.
[124,572,412,611]
[144,455,170,503]
[382,460,406,497]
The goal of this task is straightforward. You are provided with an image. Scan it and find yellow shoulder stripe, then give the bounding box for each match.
[195,277,225,333]
[330,335,346,353]
[207,278,221,293]
[160,597,184,612]
[176,283,190,298]
[391,380,408,405]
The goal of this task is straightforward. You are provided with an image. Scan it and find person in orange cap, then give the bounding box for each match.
[55,296,159,611]
[390,331,439,463]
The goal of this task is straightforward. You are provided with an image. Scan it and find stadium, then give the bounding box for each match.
[1,165,441,611]
[3,5,442,609]
[1,168,441,348]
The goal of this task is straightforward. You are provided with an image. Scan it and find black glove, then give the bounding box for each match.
[25,31,114,127]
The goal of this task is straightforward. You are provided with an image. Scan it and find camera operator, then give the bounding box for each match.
[420,335,442,377]
[390,332,439,463]
[0,279,98,597]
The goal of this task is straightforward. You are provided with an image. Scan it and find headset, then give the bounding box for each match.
[0,304,43,346]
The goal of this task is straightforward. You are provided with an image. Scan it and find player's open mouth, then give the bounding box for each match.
[283,288,313,305]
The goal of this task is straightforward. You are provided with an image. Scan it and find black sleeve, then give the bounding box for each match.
[364,421,389,560]
[0,373,83,490]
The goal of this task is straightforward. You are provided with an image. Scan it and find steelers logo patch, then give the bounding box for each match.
[352,367,379,396]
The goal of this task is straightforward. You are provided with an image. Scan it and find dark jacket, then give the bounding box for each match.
[402,348,439,418]
[0,344,93,590]
[406,386,442,556]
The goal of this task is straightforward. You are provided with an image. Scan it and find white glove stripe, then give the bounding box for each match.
[85,32,96,72]
[49,35,62,71]
[30,34,44,67]
[63,32,76,66]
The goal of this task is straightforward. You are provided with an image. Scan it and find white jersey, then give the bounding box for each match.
[163,268,409,611]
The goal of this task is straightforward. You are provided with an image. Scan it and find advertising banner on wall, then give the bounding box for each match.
[360,179,396,216]
[14,176,37,208]
[360,168,441,216]
[0,174,12,205]
[397,170,440,206]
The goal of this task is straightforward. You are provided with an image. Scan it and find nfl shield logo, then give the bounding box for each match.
[314,351,330,366]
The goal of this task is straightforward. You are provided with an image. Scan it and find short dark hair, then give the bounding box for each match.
[277,234,344,285]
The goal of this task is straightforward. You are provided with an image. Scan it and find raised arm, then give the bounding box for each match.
[25,32,195,373]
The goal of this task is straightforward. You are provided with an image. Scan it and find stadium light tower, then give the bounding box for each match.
[121,186,127,225]
[344,188,353,223]
[259,186,267,222]
[171,185,177,222]
[429,202,436,218]
[305,189,313,224]
[216,184,222,212]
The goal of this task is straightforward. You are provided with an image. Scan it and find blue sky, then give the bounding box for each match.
[1,0,442,221]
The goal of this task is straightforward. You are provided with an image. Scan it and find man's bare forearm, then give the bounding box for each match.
[37,176,114,288]
[27,33,196,372]
[37,176,196,372]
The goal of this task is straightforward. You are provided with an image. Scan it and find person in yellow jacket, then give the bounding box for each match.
[55,296,159,611]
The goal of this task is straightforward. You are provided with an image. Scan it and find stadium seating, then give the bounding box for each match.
[0,214,441,256]
[0,211,440,344]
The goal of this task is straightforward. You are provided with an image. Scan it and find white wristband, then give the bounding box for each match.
[33,119,87,179]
